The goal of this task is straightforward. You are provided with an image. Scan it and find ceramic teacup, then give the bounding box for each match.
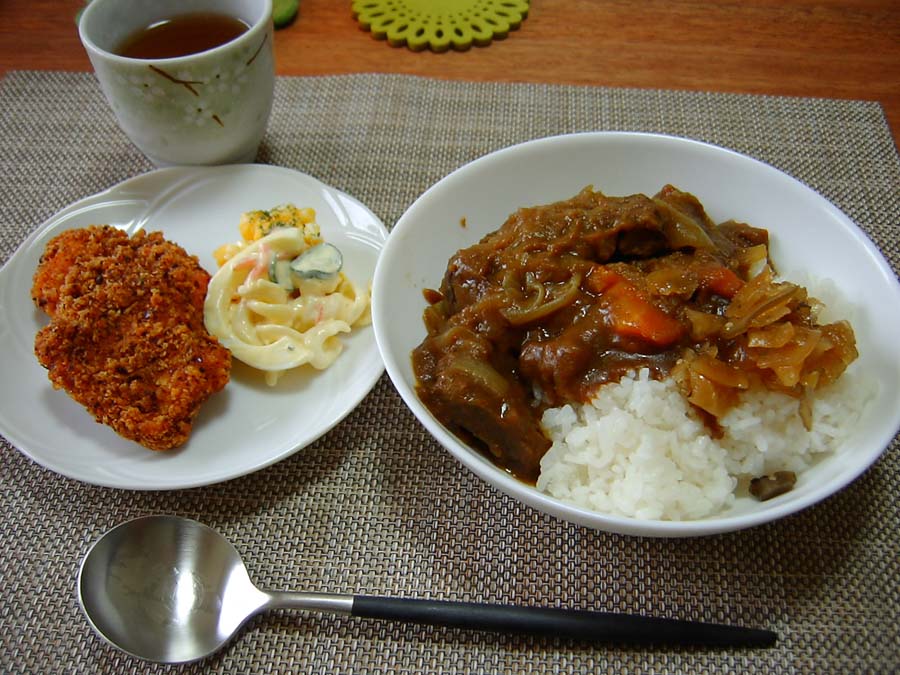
[79,0,275,166]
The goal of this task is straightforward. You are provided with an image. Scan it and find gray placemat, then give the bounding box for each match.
[1,71,898,674]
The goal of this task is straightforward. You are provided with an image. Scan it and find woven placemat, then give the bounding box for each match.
[0,71,898,674]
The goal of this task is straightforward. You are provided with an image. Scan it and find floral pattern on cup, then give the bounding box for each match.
[80,0,275,166]
[108,32,268,131]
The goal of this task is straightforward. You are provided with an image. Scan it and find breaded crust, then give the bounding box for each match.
[31,226,130,316]
[32,226,231,450]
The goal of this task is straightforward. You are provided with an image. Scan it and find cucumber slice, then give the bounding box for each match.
[273,0,300,28]
[269,257,295,289]
[290,243,343,280]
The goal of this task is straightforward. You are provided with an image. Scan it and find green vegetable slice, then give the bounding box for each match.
[269,258,295,289]
[290,243,343,280]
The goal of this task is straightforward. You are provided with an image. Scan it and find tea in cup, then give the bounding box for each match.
[79,0,275,166]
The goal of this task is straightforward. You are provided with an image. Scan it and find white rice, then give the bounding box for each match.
[537,368,875,520]
[536,279,876,521]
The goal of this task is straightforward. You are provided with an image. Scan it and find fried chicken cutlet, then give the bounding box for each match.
[32,225,231,450]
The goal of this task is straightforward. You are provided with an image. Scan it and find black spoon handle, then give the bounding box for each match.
[351,596,776,648]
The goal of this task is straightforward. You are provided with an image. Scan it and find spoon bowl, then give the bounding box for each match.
[78,515,273,662]
[78,515,777,663]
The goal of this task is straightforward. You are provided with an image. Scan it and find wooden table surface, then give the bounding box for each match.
[0,0,897,147]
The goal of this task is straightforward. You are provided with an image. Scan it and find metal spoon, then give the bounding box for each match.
[77,515,776,663]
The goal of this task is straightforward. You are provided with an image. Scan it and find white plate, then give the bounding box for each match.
[372,132,900,537]
[0,165,387,489]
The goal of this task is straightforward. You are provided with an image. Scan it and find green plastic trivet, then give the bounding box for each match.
[352,0,530,53]
[273,0,300,28]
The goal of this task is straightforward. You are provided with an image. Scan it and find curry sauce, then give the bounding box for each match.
[412,186,857,484]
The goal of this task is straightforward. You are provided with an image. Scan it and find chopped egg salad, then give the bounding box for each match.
[204,204,371,385]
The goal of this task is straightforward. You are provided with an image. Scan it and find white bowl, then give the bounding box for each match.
[371,132,900,537]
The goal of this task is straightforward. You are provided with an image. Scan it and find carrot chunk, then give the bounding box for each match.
[699,265,744,298]
[586,265,685,346]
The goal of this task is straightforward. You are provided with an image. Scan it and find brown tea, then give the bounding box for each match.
[115,12,249,59]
